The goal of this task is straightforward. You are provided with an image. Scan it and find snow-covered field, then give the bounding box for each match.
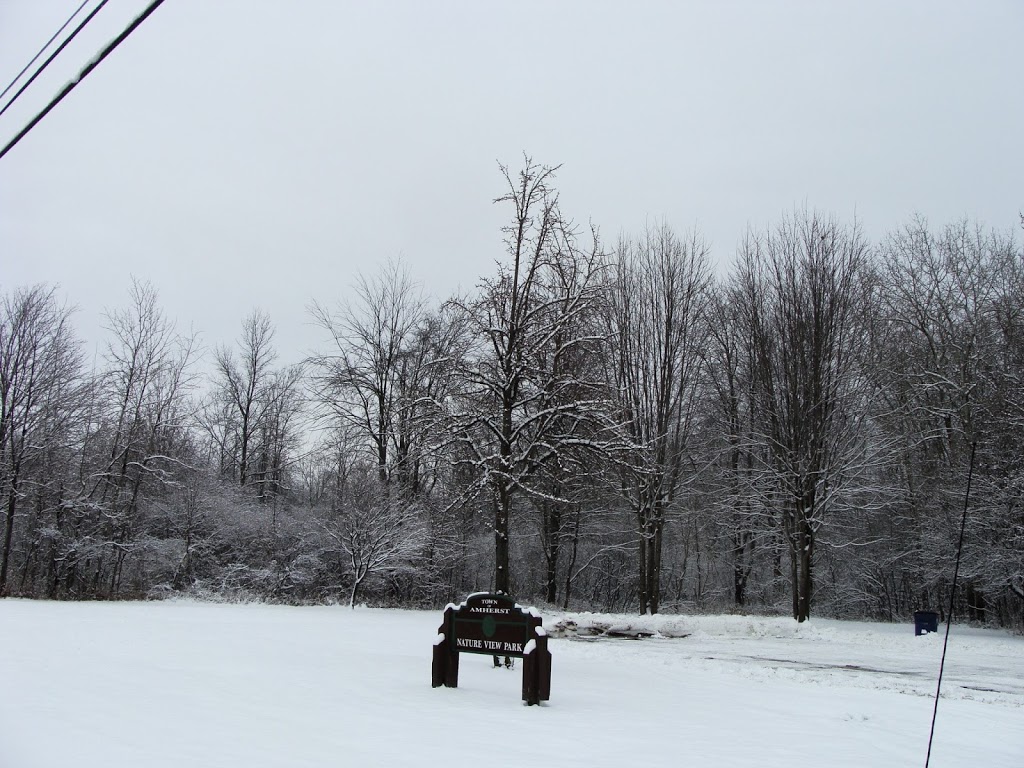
[1,600,1021,767]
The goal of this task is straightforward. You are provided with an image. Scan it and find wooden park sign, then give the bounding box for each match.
[432,592,552,705]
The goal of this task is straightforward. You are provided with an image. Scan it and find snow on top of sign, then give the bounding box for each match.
[433,633,446,646]
[513,603,542,618]
[534,626,547,637]
[446,594,545,618]
[523,639,537,655]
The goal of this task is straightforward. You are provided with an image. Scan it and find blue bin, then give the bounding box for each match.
[914,610,939,635]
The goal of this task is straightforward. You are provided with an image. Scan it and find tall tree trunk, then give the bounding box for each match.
[734,559,747,606]
[543,502,561,604]
[652,513,663,613]
[638,510,649,614]
[562,512,580,611]
[0,483,18,595]
[733,528,752,607]
[796,519,814,622]
[349,574,363,609]
[638,499,665,615]
[493,485,510,594]
[789,535,799,621]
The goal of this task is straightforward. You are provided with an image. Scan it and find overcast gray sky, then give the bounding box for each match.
[2,0,1022,366]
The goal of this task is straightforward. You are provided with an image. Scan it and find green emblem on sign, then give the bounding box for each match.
[482,615,497,638]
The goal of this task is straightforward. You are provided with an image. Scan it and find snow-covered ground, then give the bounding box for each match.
[0,600,1020,767]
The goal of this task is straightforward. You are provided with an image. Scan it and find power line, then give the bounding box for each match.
[924,440,976,768]
[0,0,91,104]
[0,0,168,162]
[0,0,111,121]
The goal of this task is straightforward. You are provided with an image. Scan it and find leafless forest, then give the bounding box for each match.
[3,160,1022,625]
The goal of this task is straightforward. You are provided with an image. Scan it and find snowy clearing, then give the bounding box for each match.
[1,600,1021,767]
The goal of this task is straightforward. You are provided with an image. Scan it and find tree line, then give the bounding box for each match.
[3,160,1022,625]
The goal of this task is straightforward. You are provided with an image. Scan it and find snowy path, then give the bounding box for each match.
[1,600,1020,767]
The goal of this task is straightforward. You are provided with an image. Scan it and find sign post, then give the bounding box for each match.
[431,592,551,705]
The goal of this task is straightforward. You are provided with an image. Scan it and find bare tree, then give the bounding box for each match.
[212,309,277,490]
[309,260,431,493]
[318,465,426,607]
[0,285,83,595]
[445,158,608,596]
[599,223,713,614]
[250,364,305,502]
[703,280,773,607]
[86,279,199,596]
[873,217,1023,622]
[524,241,612,605]
[736,211,870,622]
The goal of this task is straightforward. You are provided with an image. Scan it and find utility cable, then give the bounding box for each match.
[0,0,91,104]
[924,440,976,768]
[0,0,167,162]
[0,0,111,121]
